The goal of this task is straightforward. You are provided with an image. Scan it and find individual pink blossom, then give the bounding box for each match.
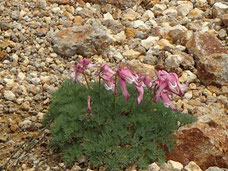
[70,59,97,83]
[153,70,188,110]
[117,68,145,104]
[142,76,153,90]
[100,65,116,93]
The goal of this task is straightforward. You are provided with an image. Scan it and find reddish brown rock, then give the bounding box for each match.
[166,113,228,170]
[221,14,228,27]
[51,21,115,57]
[186,32,228,86]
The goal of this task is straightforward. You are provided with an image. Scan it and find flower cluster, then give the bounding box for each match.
[70,59,188,111]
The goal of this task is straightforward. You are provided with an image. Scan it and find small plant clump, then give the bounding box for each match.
[43,60,197,170]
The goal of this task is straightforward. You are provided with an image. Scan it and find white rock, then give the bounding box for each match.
[184,161,202,171]
[205,166,227,171]
[11,53,19,62]
[122,49,140,59]
[167,160,183,171]
[177,2,193,16]
[30,78,41,85]
[213,2,228,17]
[132,20,147,28]
[122,9,140,21]
[113,52,123,60]
[157,39,174,49]
[52,7,61,13]
[50,53,57,58]
[19,120,32,130]
[103,12,114,20]
[36,0,46,9]
[40,76,50,82]
[152,4,167,11]
[3,78,14,87]
[148,162,160,171]
[114,31,126,42]
[4,90,16,101]
[196,0,207,6]
[165,55,182,68]
[179,70,197,83]
[37,112,44,122]
[184,91,193,99]
[142,10,155,21]
[163,8,177,16]
[141,36,160,50]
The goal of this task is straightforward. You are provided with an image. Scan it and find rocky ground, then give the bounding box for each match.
[0,0,228,170]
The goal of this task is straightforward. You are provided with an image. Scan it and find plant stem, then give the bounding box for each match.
[113,74,118,107]
[83,72,91,90]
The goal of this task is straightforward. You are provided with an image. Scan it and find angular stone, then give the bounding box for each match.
[212,2,228,18]
[122,49,140,59]
[167,160,183,171]
[184,161,202,171]
[83,0,143,9]
[120,59,156,78]
[122,8,141,21]
[4,90,16,101]
[148,162,160,171]
[205,166,228,171]
[177,1,193,16]
[220,14,228,27]
[188,8,204,19]
[169,25,188,42]
[173,50,195,70]
[52,22,115,57]
[186,32,228,86]
[141,36,160,49]
[166,113,228,170]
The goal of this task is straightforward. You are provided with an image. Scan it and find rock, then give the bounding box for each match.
[103,12,114,20]
[179,70,197,83]
[141,36,160,49]
[83,0,143,9]
[169,25,188,42]
[205,166,227,171]
[52,22,115,57]
[177,1,193,16]
[36,0,47,9]
[122,8,141,21]
[163,8,177,16]
[19,120,32,130]
[141,10,155,21]
[121,60,156,78]
[4,91,16,101]
[148,162,160,171]
[220,14,228,27]
[125,27,137,38]
[173,51,195,70]
[122,49,140,59]
[186,32,228,86]
[184,91,193,99]
[188,8,204,19]
[101,19,124,34]
[164,54,182,69]
[166,113,228,170]
[167,160,183,171]
[132,20,147,28]
[184,161,202,171]
[212,2,228,18]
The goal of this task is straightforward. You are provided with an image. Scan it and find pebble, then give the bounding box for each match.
[4,91,16,101]
[184,161,202,171]
[19,119,32,130]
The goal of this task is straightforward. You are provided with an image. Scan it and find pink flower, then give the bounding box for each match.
[153,70,188,110]
[70,59,97,83]
[100,65,116,93]
[117,68,145,104]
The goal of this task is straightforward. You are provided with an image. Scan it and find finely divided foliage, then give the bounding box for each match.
[43,60,196,170]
